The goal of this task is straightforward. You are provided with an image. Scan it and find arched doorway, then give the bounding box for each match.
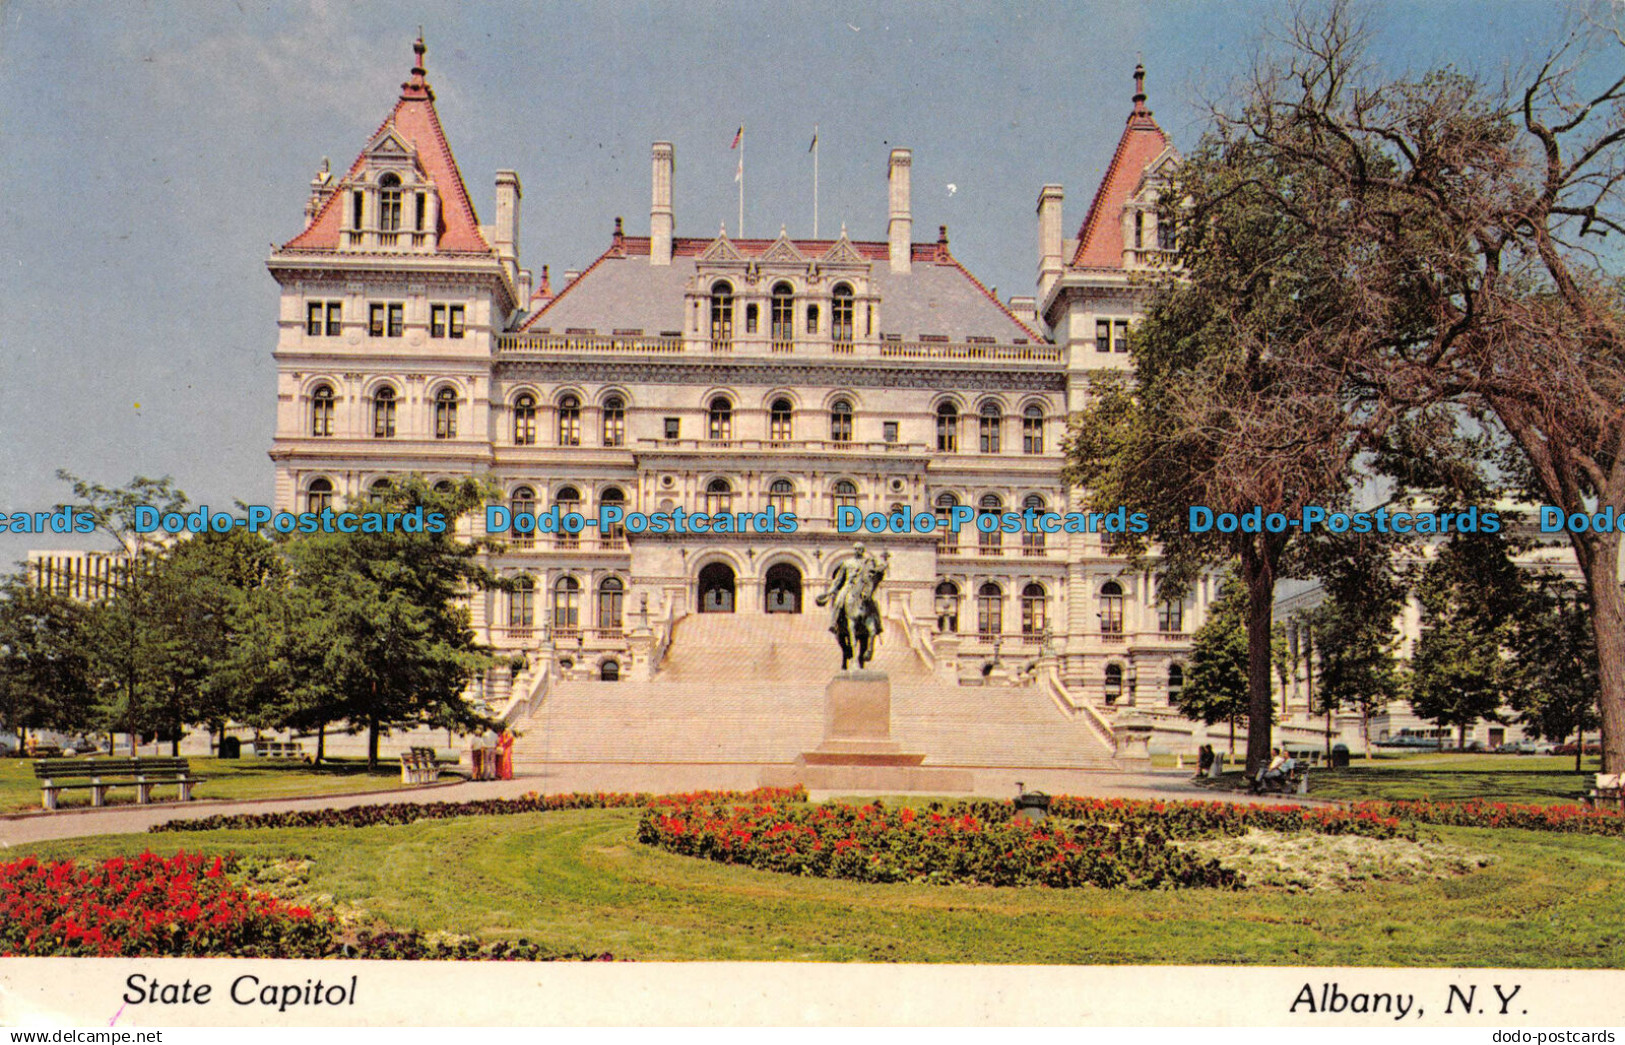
[698,562,735,613]
[764,562,802,613]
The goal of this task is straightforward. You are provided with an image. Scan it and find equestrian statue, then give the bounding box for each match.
[815,544,890,670]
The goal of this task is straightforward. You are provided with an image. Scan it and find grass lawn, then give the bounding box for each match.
[1191,754,1605,805]
[0,756,415,812]
[18,806,1625,966]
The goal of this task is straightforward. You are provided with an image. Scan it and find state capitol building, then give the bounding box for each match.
[262,39,1214,774]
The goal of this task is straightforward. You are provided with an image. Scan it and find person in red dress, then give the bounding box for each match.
[497,729,515,781]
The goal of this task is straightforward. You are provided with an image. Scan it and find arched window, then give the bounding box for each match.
[557,394,581,446]
[1168,664,1186,704]
[306,477,334,514]
[602,395,625,447]
[936,402,958,452]
[598,577,624,635]
[832,480,858,515]
[600,659,621,682]
[768,479,796,514]
[1023,493,1046,554]
[935,580,961,633]
[378,173,401,232]
[979,401,1002,454]
[433,479,455,494]
[1105,663,1124,705]
[372,386,396,438]
[552,576,581,635]
[369,477,393,501]
[513,394,536,445]
[935,492,960,555]
[806,304,820,335]
[1100,581,1125,635]
[830,399,853,443]
[978,493,1003,552]
[764,562,803,613]
[771,282,795,347]
[434,387,457,439]
[704,478,733,515]
[698,562,736,613]
[769,398,793,442]
[710,281,734,347]
[555,486,581,548]
[600,487,626,547]
[1022,582,1047,638]
[831,283,854,343]
[707,396,732,441]
[1158,597,1184,634]
[509,576,535,630]
[510,486,536,549]
[310,385,335,437]
[1023,404,1045,454]
[977,581,1003,639]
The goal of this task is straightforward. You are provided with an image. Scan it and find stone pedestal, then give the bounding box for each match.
[761,671,973,793]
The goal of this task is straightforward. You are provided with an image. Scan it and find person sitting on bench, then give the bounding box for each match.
[1253,748,1292,793]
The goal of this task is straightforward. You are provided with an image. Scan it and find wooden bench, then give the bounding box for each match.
[1250,760,1311,795]
[399,747,443,785]
[255,740,304,759]
[1582,773,1624,811]
[33,757,206,811]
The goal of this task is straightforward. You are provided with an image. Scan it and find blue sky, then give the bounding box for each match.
[0,0,1578,563]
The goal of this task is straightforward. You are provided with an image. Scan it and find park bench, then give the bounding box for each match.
[399,747,444,785]
[254,740,304,759]
[1582,773,1624,811]
[1250,759,1312,796]
[33,757,205,811]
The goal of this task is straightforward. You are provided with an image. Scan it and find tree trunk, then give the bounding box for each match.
[1458,722,1467,752]
[367,716,379,771]
[1228,713,1236,756]
[1576,728,1584,774]
[316,722,326,766]
[1242,541,1276,777]
[1585,553,1625,775]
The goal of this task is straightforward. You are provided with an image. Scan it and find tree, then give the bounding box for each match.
[1510,573,1600,772]
[1208,2,1625,771]
[1065,104,1369,775]
[1305,532,1408,757]
[1173,576,1252,754]
[1409,530,1530,749]
[0,573,95,745]
[272,476,501,768]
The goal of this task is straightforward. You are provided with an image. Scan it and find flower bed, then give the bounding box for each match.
[0,851,618,960]
[150,786,806,834]
[0,852,327,958]
[1348,798,1625,835]
[1043,796,1412,839]
[637,799,1243,889]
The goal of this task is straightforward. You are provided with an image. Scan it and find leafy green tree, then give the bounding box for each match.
[1510,575,1599,772]
[1410,530,1528,749]
[1305,532,1408,756]
[1174,576,1252,754]
[271,476,502,768]
[0,573,95,745]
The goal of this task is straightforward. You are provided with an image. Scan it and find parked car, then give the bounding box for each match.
[1375,735,1443,749]
[1503,740,1557,755]
[1554,741,1603,756]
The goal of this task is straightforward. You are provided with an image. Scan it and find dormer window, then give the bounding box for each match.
[379,174,402,232]
[832,284,854,343]
[771,283,794,346]
[710,281,734,348]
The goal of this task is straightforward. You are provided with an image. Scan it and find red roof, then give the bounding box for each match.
[282,39,491,254]
[1069,65,1170,269]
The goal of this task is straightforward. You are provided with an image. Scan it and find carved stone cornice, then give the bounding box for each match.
[494,358,1066,392]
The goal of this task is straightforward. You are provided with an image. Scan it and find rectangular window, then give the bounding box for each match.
[1114,320,1130,353]
[449,305,465,339]
[325,302,342,336]
[430,305,446,338]
[415,193,426,233]
[306,303,323,336]
[387,303,404,338]
[664,417,680,440]
[1096,319,1112,353]
[352,190,364,230]
[883,421,899,443]
[369,304,385,338]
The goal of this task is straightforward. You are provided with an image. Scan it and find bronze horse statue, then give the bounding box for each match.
[816,546,888,670]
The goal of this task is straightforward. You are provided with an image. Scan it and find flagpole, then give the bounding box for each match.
[738,126,745,239]
[813,123,819,239]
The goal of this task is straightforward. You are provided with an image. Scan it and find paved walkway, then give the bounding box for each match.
[0,765,1312,848]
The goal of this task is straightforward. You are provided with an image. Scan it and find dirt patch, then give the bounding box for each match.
[1177,829,1494,893]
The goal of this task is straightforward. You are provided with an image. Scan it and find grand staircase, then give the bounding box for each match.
[508,612,1118,770]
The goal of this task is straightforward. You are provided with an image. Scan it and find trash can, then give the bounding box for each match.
[1014,789,1051,823]
[218,736,241,759]
[1331,743,1350,769]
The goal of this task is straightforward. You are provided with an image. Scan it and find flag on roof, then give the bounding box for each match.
[730,126,743,149]
[808,128,818,152]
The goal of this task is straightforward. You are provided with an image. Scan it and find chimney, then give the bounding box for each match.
[494,170,522,283]
[1038,184,1064,300]
[651,141,675,266]
[888,148,912,274]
